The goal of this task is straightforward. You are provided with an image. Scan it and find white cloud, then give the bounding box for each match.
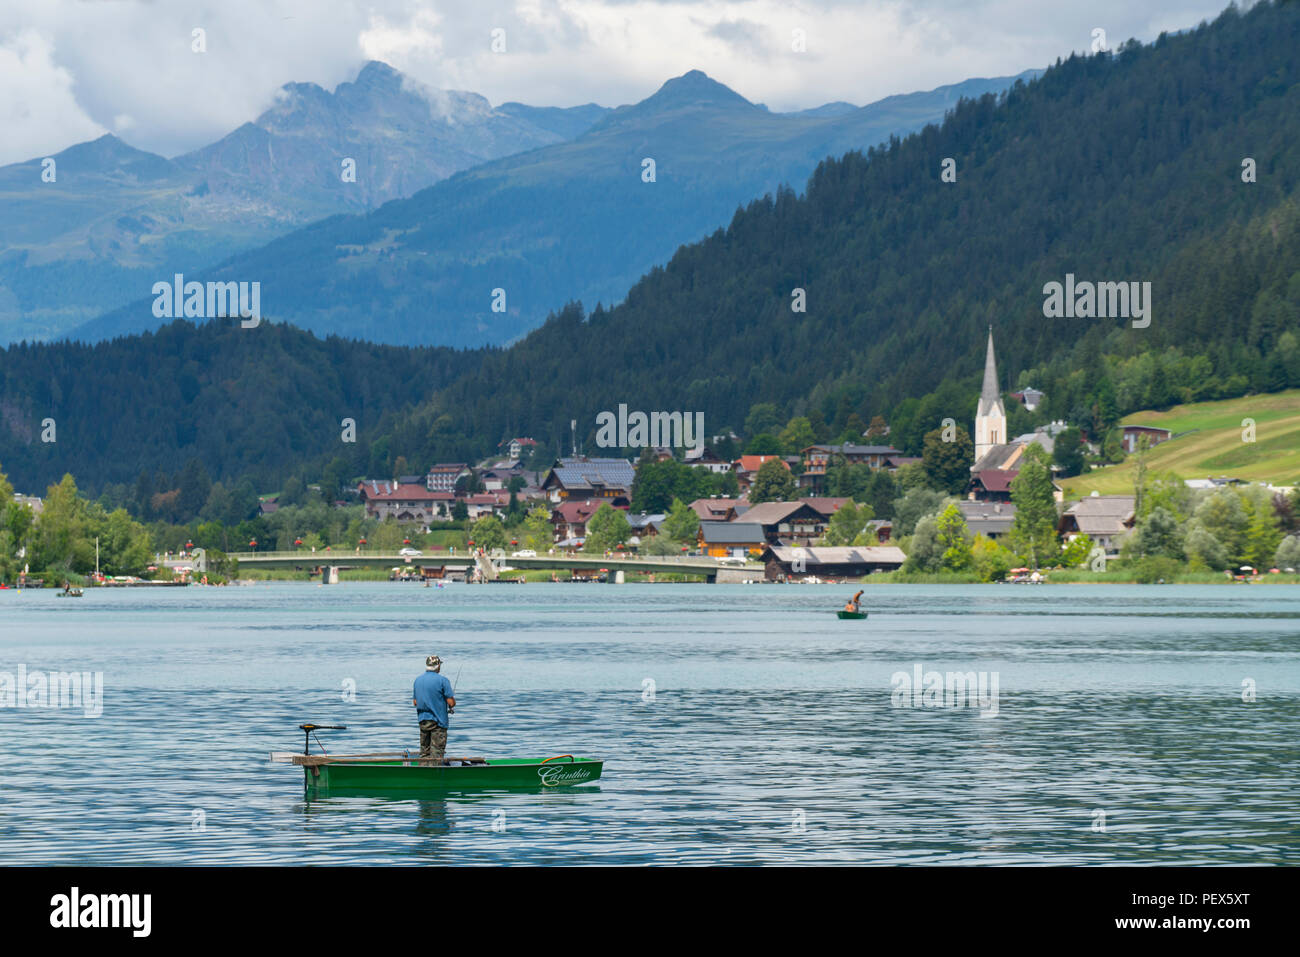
[0,30,105,163]
[0,0,1235,165]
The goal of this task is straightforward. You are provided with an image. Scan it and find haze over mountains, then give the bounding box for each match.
[63,67,1038,348]
[0,61,609,343]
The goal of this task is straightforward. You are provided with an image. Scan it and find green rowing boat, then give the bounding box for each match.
[273,724,602,794]
[836,610,867,619]
[287,753,603,793]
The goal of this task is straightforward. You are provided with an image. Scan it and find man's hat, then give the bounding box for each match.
[426,654,442,671]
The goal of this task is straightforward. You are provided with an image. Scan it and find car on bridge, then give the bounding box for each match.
[399,547,423,557]
[511,549,538,558]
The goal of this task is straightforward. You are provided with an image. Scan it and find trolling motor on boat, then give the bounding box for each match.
[299,723,347,755]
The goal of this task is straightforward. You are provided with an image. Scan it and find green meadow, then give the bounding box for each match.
[1061,391,1300,498]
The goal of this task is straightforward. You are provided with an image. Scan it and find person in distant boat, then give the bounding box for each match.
[843,590,863,614]
[62,580,72,595]
[413,654,456,764]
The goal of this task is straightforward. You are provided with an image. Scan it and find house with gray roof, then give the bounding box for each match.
[734,500,828,546]
[540,457,634,505]
[627,512,666,546]
[698,522,766,558]
[762,544,906,579]
[1058,493,1136,556]
[958,500,1016,540]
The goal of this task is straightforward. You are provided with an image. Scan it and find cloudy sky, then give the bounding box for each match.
[0,0,1236,165]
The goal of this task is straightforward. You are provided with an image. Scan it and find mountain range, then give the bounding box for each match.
[61,68,1038,348]
[0,61,609,343]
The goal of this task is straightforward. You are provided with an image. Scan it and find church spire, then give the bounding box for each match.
[978,326,1000,417]
[974,326,1007,466]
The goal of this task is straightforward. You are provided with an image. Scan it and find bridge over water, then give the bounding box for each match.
[224,551,761,583]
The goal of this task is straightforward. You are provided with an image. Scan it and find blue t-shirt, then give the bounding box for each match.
[413,671,454,726]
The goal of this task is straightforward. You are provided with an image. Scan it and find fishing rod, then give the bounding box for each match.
[450,664,463,714]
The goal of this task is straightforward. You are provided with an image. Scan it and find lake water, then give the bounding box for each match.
[1,582,1298,865]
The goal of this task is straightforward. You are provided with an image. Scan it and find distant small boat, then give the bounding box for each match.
[837,610,867,619]
[57,589,84,598]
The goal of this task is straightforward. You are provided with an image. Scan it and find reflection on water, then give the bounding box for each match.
[414,800,452,839]
[1,582,1298,864]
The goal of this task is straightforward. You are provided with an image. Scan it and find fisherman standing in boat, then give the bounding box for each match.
[413,654,456,765]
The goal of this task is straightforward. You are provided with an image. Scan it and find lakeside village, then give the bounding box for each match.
[5,332,1300,590]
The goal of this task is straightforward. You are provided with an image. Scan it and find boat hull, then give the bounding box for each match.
[302,757,604,794]
[836,610,867,619]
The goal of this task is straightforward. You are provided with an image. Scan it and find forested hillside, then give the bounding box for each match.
[0,320,470,495]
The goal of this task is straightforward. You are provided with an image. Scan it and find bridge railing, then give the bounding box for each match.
[500,553,742,565]
[226,551,436,560]
[226,549,761,567]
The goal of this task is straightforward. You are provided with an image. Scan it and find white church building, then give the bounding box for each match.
[970,329,1063,502]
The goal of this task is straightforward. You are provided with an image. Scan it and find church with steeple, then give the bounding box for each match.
[969,328,1063,500]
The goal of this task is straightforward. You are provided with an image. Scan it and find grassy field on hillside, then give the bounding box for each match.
[1060,391,1300,499]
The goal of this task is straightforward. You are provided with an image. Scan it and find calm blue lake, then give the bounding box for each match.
[1,582,1297,864]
